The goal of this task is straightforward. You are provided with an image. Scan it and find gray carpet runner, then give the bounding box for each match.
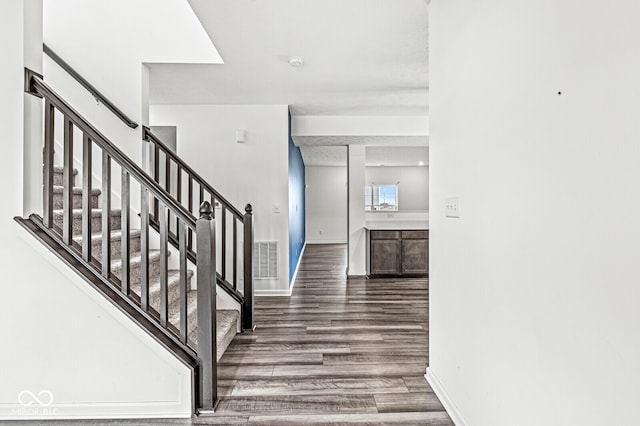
[52,166,238,361]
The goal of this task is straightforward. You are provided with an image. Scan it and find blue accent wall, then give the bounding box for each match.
[288,110,305,284]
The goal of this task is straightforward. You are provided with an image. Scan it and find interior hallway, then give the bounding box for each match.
[21,244,450,425]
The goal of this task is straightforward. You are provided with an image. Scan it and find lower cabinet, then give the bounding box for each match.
[402,239,429,274]
[371,239,402,274]
[370,229,429,277]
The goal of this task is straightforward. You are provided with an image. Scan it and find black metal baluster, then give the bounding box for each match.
[82,133,92,262]
[221,207,227,281]
[159,202,169,327]
[233,216,238,290]
[121,169,130,294]
[62,116,74,245]
[153,144,159,219]
[43,100,55,228]
[179,221,188,343]
[101,152,111,278]
[165,153,171,234]
[176,165,182,232]
[140,187,150,311]
[188,176,193,251]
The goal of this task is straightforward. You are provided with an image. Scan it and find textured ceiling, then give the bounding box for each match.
[293,135,428,147]
[149,0,429,116]
[301,146,348,166]
[301,146,429,167]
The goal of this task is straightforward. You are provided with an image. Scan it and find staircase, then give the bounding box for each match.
[18,69,255,415]
[50,165,239,358]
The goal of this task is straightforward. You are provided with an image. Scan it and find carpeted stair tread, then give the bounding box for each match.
[72,229,142,260]
[168,289,198,337]
[188,309,239,362]
[52,185,101,195]
[52,208,122,234]
[129,269,193,313]
[53,166,78,186]
[110,248,163,271]
[52,208,122,219]
[110,249,164,287]
[53,166,78,175]
[73,228,142,245]
[48,165,240,364]
[52,186,101,209]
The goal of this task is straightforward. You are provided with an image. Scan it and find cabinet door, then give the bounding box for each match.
[401,239,429,275]
[370,239,401,275]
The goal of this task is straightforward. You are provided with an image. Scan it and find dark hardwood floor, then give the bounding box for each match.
[20,244,451,425]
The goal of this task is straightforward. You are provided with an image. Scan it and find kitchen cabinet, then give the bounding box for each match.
[369,229,428,277]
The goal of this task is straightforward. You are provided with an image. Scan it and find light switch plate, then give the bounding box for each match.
[445,197,460,218]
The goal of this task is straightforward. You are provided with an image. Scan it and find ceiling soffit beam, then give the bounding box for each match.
[291,116,429,138]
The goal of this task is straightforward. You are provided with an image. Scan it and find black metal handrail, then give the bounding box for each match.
[143,127,243,219]
[43,43,139,129]
[31,76,191,227]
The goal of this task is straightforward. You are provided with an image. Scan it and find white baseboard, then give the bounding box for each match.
[305,240,347,245]
[255,242,307,297]
[426,367,468,426]
[289,243,306,293]
[254,288,292,297]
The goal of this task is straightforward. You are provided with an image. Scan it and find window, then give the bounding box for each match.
[365,184,398,211]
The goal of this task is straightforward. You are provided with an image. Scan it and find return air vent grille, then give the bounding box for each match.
[253,241,278,279]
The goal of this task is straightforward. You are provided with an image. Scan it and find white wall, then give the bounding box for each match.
[0,1,192,419]
[150,105,291,294]
[428,1,640,425]
[305,166,347,244]
[365,166,429,211]
[43,0,220,162]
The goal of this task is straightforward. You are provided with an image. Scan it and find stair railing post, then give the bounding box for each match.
[196,201,217,413]
[242,204,254,331]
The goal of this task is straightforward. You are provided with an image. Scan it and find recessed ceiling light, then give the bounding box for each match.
[288,56,304,67]
[418,161,425,166]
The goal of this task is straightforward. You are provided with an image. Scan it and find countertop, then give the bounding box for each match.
[364,220,429,231]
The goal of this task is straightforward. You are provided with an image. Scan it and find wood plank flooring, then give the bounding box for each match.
[22,244,451,425]
[210,243,451,424]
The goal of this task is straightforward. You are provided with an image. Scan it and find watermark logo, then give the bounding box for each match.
[18,390,54,407]
[12,390,58,416]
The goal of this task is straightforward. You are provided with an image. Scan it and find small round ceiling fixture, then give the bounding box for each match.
[288,56,304,68]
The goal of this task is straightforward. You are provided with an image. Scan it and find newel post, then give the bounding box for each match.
[196,201,217,412]
[243,204,255,331]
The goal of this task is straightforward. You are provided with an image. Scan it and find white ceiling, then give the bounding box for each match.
[301,146,429,167]
[148,0,429,116]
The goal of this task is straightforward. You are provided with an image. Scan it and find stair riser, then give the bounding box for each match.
[168,293,197,335]
[52,192,99,210]
[90,234,141,261]
[170,295,198,338]
[53,171,76,187]
[53,213,121,235]
[181,303,198,339]
[217,319,237,362]
[149,274,188,313]
[112,254,161,287]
